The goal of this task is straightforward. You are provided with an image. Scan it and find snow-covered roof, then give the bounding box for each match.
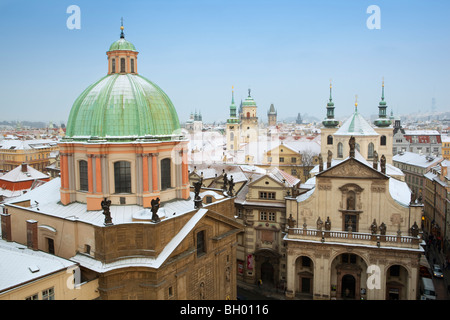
[0,164,49,183]
[299,152,412,207]
[5,178,210,226]
[71,208,209,272]
[0,240,77,293]
[334,111,379,136]
[393,151,443,168]
[0,139,58,150]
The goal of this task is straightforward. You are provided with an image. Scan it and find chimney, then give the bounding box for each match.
[1,209,12,242]
[441,164,448,182]
[26,220,38,250]
[21,163,27,172]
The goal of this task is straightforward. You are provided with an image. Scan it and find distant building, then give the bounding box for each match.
[443,135,450,160]
[403,130,442,156]
[235,166,300,290]
[423,160,450,247]
[267,104,277,127]
[0,163,49,202]
[392,151,443,197]
[0,139,59,173]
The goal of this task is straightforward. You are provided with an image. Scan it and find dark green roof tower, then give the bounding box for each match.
[373,79,392,128]
[227,87,239,124]
[322,81,339,128]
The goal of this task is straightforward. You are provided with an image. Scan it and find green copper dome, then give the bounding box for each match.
[65,74,181,141]
[108,38,137,52]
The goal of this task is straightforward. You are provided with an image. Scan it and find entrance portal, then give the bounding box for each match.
[261,261,274,284]
[341,274,356,299]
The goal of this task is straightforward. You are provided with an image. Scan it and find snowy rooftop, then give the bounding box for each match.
[5,178,212,227]
[334,111,379,136]
[0,240,76,294]
[0,164,49,183]
[0,139,58,150]
[71,208,209,272]
[301,152,411,207]
[393,151,443,168]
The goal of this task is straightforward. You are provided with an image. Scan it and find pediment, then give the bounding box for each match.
[248,175,285,189]
[317,157,388,180]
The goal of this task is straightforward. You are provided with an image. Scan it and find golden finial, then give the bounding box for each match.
[355,95,358,110]
[329,78,332,89]
[382,76,384,87]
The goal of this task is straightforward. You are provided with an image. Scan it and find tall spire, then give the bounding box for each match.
[322,80,339,128]
[374,78,391,127]
[120,17,125,39]
[329,79,333,104]
[227,86,238,122]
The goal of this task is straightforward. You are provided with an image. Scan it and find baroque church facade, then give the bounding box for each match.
[284,90,423,300]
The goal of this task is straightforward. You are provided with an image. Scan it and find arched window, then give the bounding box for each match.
[130,59,135,73]
[327,135,333,145]
[338,142,343,158]
[112,58,116,73]
[114,161,131,193]
[161,158,171,190]
[230,132,234,140]
[120,58,126,73]
[380,135,386,146]
[79,160,88,191]
[368,142,374,159]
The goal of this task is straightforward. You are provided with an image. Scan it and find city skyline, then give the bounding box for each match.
[0,0,449,124]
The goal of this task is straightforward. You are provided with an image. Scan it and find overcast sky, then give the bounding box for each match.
[0,0,449,125]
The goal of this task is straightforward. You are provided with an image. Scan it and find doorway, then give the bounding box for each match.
[261,261,274,284]
[341,274,356,299]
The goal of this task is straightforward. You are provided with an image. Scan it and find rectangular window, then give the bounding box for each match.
[197,231,206,257]
[79,160,88,191]
[42,287,55,300]
[47,238,55,255]
[260,211,267,220]
[344,214,357,232]
[114,161,131,193]
[268,212,275,221]
[259,192,275,199]
[279,157,284,163]
[131,59,135,73]
[120,58,126,73]
[112,58,116,73]
[25,293,39,300]
[161,158,171,190]
[291,157,297,163]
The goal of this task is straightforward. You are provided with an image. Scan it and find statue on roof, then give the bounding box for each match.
[380,155,386,174]
[222,171,228,191]
[325,217,332,231]
[319,153,323,172]
[194,178,203,209]
[151,198,161,223]
[327,150,332,169]
[228,175,235,197]
[349,136,356,158]
[101,197,113,226]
